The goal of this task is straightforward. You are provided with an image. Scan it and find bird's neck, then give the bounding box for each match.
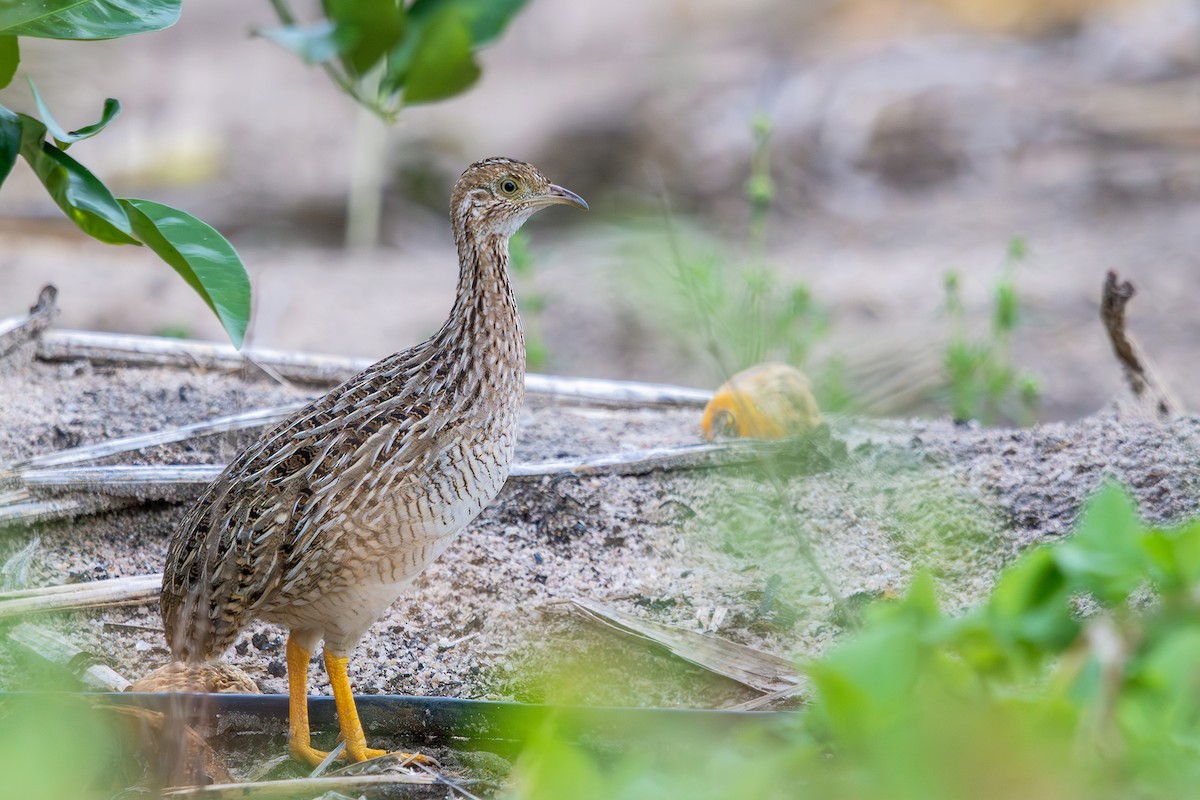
[438,222,526,390]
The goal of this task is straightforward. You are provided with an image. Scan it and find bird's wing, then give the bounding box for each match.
[162,350,443,656]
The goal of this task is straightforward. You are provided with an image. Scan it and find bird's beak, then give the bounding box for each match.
[532,183,588,210]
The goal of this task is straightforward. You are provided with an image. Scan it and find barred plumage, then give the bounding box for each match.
[159,158,586,765]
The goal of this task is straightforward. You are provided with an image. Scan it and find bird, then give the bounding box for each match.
[701,363,821,440]
[159,157,587,766]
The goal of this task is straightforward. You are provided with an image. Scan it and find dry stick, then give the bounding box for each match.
[19,465,222,495]
[0,404,305,479]
[0,389,711,486]
[0,574,161,618]
[35,329,712,407]
[569,597,805,696]
[161,773,434,799]
[37,330,359,385]
[7,622,131,691]
[0,495,130,526]
[0,403,725,483]
[1100,270,1178,418]
[0,284,59,360]
[6,441,786,508]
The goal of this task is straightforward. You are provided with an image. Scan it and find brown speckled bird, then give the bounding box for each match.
[160,158,586,766]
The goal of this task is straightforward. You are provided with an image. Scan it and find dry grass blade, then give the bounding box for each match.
[570,597,805,695]
[8,622,131,691]
[0,535,40,590]
[161,772,435,799]
[722,683,807,711]
[0,574,162,618]
[37,329,712,406]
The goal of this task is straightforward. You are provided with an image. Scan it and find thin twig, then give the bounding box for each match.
[1100,270,1178,418]
[0,284,59,360]
[36,329,712,406]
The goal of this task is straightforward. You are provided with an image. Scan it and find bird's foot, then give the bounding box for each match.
[290,740,439,768]
[289,741,336,768]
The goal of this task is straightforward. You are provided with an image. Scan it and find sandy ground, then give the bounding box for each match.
[2,320,1198,714]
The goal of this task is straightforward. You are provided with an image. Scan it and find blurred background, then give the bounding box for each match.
[1,0,1198,422]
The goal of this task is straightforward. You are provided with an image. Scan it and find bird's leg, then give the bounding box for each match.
[287,634,332,767]
[323,649,435,765]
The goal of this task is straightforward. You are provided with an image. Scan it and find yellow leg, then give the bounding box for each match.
[287,635,332,767]
[323,650,435,765]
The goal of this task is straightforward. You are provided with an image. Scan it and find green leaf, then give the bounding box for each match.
[987,547,1076,656]
[0,0,180,39]
[0,35,17,89]
[808,623,922,744]
[1055,482,1146,604]
[401,9,480,105]
[0,105,18,187]
[408,0,528,45]
[256,20,354,64]
[322,0,406,76]
[29,80,120,148]
[1144,518,1200,591]
[385,0,523,98]
[119,199,251,348]
[17,114,137,244]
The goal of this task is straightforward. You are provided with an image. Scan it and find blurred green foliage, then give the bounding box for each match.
[0,696,122,800]
[509,230,549,370]
[943,236,1040,425]
[0,2,252,346]
[0,0,529,347]
[505,482,1200,799]
[262,0,528,119]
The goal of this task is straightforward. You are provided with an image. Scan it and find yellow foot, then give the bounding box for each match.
[290,741,335,768]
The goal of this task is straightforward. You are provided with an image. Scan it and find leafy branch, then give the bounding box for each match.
[0,0,530,346]
[259,0,528,122]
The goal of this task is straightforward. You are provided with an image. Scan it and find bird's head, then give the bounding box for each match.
[451,157,587,238]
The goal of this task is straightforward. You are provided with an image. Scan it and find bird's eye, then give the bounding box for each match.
[500,179,518,194]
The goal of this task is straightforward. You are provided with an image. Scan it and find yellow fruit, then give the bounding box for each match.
[702,363,821,440]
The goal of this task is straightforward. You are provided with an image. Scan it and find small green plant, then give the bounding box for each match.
[154,323,193,340]
[943,236,1039,425]
[636,114,830,389]
[504,482,1200,799]
[509,230,550,370]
